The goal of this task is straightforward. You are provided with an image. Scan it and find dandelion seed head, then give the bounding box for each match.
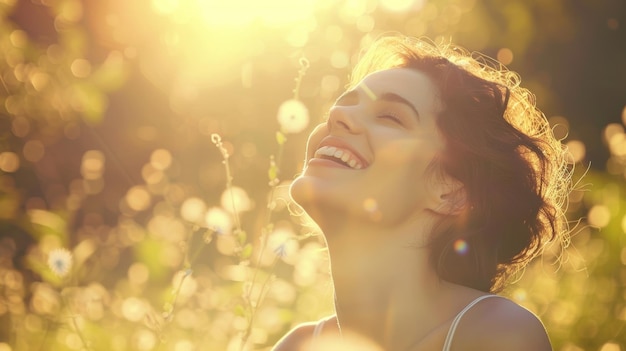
[273,243,287,258]
[47,248,73,277]
[205,207,232,235]
[277,99,309,134]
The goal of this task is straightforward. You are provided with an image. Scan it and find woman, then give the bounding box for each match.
[273,35,570,351]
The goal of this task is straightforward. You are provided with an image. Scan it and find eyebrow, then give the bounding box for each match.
[335,88,421,119]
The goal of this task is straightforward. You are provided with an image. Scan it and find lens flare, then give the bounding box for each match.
[362,197,382,222]
[453,239,468,255]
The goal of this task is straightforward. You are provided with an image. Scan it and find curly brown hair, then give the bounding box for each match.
[349,34,572,292]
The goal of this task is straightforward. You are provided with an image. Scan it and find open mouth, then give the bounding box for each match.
[314,146,364,169]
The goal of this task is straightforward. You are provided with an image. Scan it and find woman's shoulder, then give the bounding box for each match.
[271,315,337,351]
[456,296,552,351]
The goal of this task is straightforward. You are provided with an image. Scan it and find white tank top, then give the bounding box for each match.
[311,295,500,351]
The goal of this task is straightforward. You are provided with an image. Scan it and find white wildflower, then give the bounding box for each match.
[47,248,73,277]
[267,228,299,264]
[204,206,233,235]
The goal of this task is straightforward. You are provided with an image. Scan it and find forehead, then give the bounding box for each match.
[354,68,441,112]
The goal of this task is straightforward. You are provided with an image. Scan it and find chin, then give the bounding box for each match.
[290,175,344,223]
[288,175,319,212]
[290,176,378,230]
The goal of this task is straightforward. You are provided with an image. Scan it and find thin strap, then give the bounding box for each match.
[442,295,501,351]
[312,318,326,338]
[310,316,335,351]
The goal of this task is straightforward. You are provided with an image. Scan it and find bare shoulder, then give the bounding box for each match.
[271,322,316,351]
[456,296,552,351]
[272,316,337,351]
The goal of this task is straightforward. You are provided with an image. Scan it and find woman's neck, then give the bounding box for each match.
[322,221,456,351]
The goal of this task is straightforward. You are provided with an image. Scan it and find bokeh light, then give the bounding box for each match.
[81,150,105,180]
[0,152,20,173]
[128,263,150,285]
[588,205,611,229]
[174,339,195,351]
[11,115,29,137]
[132,329,157,351]
[180,197,207,223]
[220,186,253,214]
[125,186,152,212]
[122,297,148,322]
[496,47,514,65]
[566,140,586,164]
[23,140,44,162]
[70,59,92,78]
[150,148,172,170]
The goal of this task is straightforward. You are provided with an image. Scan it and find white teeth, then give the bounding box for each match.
[315,145,364,169]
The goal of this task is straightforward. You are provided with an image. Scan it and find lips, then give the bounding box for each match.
[311,138,369,170]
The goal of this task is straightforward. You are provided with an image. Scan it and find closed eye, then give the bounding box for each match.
[378,113,403,125]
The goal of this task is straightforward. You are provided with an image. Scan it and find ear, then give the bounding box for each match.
[428,174,467,216]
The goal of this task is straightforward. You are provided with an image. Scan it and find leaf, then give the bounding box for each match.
[240,243,253,259]
[275,131,287,145]
[234,304,246,317]
[268,163,278,182]
[237,230,247,245]
[89,52,129,92]
[69,82,108,124]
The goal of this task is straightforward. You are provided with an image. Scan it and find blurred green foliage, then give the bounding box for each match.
[0,0,625,350]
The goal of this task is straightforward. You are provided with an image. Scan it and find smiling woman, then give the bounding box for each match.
[274,34,572,351]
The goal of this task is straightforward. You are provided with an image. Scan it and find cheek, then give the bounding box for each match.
[374,138,442,203]
[377,138,440,169]
[304,123,328,159]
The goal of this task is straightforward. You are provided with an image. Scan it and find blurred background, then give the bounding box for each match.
[0,0,625,350]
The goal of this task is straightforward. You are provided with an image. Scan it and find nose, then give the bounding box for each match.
[327,105,365,134]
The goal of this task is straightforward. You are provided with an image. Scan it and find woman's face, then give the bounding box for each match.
[290,68,447,228]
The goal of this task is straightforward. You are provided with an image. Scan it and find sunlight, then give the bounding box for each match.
[2,0,621,349]
[151,0,318,27]
[196,0,317,27]
[379,0,425,12]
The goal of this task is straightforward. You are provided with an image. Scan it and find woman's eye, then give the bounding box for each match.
[378,114,403,124]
